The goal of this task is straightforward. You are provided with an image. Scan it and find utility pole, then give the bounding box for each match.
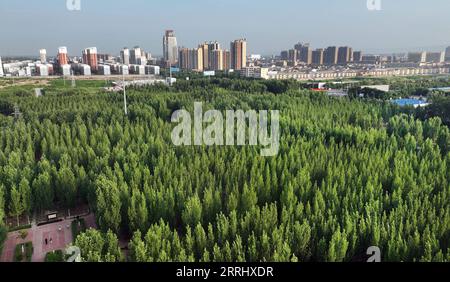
[123,72,128,115]
[169,62,173,86]
[71,70,76,88]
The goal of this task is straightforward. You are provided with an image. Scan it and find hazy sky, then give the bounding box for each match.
[0,0,449,57]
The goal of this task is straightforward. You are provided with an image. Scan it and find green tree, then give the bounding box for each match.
[128,189,148,233]
[182,195,202,227]
[95,176,122,233]
[9,186,24,226]
[128,231,147,262]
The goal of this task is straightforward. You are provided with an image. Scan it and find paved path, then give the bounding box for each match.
[1,214,97,262]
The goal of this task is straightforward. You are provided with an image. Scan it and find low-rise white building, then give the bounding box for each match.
[145,65,160,75]
[61,64,72,76]
[72,63,91,76]
[130,64,145,75]
[98,64,111,75]
[240,67,269,79]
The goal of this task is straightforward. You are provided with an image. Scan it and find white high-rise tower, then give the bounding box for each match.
[39,49,47,63]
[163,30,178,66]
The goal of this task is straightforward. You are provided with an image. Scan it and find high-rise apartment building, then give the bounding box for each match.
[300,44,312,64]
[58,47,69,66]
[288,49,297,63]
[337,46,352,64]
[163,30,178,66]
[426,52,445,63]
[446,46,450,62]
[353,51,362,63]
[312,49,324,65]
[324,46,338,65]
[294,43,303,61]
[179,47,204,71]
[120,48,130,65]
[82,47,98,71]
[207,41,220,70]
[223,50,231,71]
[178,48,190,70]
[194,47,204,71]
[130,46,145,65]
[211,49,224,71]
[408,52,426,63]
[39,49,47,63]
[230,39,247,70]
[199,43,210,71]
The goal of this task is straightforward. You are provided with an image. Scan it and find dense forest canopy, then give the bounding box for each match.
[0,77,449,262]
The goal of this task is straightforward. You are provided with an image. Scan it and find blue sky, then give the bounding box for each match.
[0,0,449,57]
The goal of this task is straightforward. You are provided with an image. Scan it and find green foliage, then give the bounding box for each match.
[71,218,86,240]
[416,95,450,127]
[14,242,33,262]
[75,228,124,262]
[0,77,449,262]
[45,250,64,262]
[0,225,6,254]
[95,175,122,233]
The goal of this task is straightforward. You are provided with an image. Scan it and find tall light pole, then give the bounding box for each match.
[123,72,128,115]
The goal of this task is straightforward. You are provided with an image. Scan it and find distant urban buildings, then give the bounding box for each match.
[312,49,324,65]
[240,66,269,79]
[130,46,147,65]
[446,46,450,62]
[178,40,234,72]
[0,57,4,76]
[324,46,338,65]
[230,39,247,70]
[39,49,47,63]
[408,52,427,63]
[278,42,446,67]
[57,47,69,66]
[281,43,362,67]
[353,51,362,63]
[120,48,130,65]
[426,52,445,63]
[405,51,446,64]
[299,44,312,64]
[82,47,98,71]
[163,30,178,66]
[179,47,204,71]
[337,46,353,65]
[0,29,448,81]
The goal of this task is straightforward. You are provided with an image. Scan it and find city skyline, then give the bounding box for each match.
[1,0,450,56]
